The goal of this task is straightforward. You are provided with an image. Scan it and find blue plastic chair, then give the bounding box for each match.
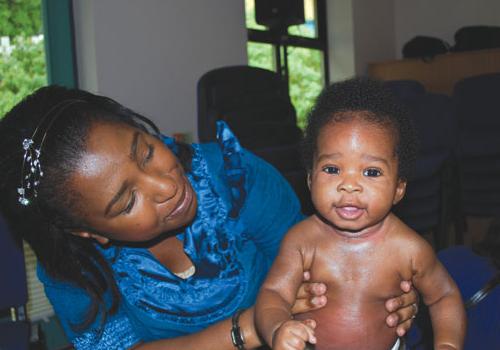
[0,214,30,350]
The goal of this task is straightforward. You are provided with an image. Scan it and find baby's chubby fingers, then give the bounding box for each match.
[289,320,317,347]
[273,319,317,350]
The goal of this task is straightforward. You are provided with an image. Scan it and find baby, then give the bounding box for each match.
[255,78,466,350]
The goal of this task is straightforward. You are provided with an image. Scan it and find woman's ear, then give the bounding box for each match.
[393,179,407,205]
[71,230,110,245]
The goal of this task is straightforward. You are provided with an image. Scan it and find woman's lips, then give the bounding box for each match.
[335,206,364,220]
[164,182,193,221]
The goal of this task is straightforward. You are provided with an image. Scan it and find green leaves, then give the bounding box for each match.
[0,0,46,118]
[0,36,47,117]
[0,0,42,37]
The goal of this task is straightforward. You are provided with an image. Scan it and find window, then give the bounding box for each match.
[0,0,47,117]
[245,0,328,128]
[0,0,76,327]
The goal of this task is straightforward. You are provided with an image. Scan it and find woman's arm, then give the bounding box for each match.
[133,307,260,350]
[135,277,328,350]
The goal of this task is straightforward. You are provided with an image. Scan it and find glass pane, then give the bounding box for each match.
[287,47,324,129]
[0,0,47,118]
[245,0,267,31]
[288,0,317,38]
[247,41,276,72]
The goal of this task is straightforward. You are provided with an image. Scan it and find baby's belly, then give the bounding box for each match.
[295,299,398,350]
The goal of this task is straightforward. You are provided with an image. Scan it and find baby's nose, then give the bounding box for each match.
[337,176,362,193]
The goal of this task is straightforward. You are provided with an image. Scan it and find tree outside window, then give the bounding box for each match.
[245,0,327,129]
[0,0,47,118]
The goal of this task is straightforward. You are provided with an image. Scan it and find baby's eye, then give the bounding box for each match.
[322,166,340,175]
[363,168,382,177]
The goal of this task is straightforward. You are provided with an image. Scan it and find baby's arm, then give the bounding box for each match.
[255,226,316,350]
[411,238,466,350]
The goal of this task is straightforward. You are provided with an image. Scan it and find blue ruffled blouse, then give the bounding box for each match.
[38,122,303,349]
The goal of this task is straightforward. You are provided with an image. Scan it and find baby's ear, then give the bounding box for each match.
[70,230,110,245]
[393,178,407,205]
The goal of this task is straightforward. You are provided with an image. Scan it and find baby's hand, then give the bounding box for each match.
[272,319,317,350]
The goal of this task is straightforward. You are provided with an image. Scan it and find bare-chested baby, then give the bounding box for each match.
[255,78,466,350]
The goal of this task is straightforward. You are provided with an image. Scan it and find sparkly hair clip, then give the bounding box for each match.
[17,138,43,206]
[18,99,85,206]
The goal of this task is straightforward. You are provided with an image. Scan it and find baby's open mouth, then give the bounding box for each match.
[335,205,364,220]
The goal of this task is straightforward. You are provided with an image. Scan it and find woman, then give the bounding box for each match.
[0,86,418,349]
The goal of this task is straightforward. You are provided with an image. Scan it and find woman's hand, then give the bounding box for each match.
[291,271,327,315]
[385,280,420,336]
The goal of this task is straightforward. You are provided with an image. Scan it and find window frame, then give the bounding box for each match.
[42,0,77,87]
[246,0,329,85]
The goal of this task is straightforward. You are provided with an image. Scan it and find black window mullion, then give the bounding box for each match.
[248,29,325,51]
[316,0,329,84]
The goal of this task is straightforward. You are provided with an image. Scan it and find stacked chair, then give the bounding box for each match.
[385,80,458,249]
[452,73,500,219]
[0,214,30,350]
[197,65,313,214]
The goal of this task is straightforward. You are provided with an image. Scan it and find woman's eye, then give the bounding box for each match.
[364,168,382,177]
[123,193,136,215]
[142,144,154,166]
[322,166,340,175]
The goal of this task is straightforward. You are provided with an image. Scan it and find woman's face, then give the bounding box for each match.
[69,121,197,243]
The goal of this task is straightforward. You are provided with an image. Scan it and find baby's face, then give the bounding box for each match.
[309,117,406,237]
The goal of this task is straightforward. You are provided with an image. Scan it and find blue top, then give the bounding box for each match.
[407,245,500,349]
[38,122,303,349]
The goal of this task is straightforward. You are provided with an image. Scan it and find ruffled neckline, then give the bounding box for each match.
[99,121,250,325]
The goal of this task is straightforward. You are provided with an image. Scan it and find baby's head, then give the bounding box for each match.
[302,77,418,181]
[302,78,418,234]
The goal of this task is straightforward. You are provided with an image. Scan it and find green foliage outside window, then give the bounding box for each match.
[0,0,47,117]
[287,45,323,129]
[246,0,324,129]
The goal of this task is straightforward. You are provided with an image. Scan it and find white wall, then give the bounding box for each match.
[394,0,500,59]
[327,0,500,77]
[72,0,247,139]
[72,1,500,134]
[351,0,395,75]
[327,0,395,81]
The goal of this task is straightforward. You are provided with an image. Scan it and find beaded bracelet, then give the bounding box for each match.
[230,309,246,350]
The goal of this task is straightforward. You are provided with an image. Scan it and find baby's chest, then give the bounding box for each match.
[308,246,414,300]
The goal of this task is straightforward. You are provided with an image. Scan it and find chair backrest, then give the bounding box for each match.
[453,73,500,157]
[0,214,28,311]
[452,73,500,216]
[197,65,302,148]
[386,80,457,247]
[197,65,313,214]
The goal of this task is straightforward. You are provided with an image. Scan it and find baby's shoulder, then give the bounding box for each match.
[389,215,436,258]
[281,216,323,246]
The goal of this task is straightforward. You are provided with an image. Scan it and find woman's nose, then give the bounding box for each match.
[143,173,178,203]
[337,174,362,193]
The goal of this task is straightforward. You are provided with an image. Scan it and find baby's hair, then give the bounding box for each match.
[302,77,418,180]
[0,85,192,332]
